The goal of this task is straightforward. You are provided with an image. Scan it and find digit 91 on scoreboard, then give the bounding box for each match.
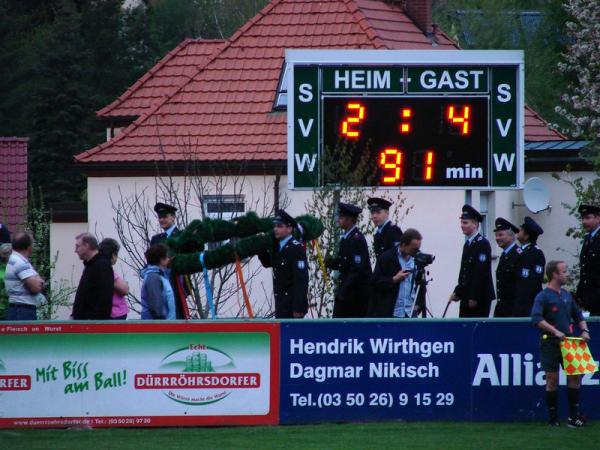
[322,97,489,187]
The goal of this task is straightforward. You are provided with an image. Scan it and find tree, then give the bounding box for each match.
[555,0,600,155]
[109,142,279,319]
[433,0,569,128]
[305,141,412,318]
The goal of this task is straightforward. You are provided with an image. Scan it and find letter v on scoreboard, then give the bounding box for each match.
[286,50,524,190]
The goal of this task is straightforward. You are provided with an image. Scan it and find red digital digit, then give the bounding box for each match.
[379,148,402,184]
[341,102,365,138]
[424,150,434,181]
[399,108,412,134]
[447,105,471,135]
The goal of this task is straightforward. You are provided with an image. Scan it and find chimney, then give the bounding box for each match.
[402,0,434,37]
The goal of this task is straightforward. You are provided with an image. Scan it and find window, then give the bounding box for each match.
[203,195,245,250]
[273,62,289,110]
[203,195,245,219]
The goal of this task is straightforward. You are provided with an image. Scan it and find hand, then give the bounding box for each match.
[468,299,478,309]
[293,312,305,318]
[581,331,591,342]
[449,292,459,302]
[554,330,566,340]
[392,270,410,283]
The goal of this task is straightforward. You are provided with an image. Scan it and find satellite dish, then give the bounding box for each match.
[523,177,551,213]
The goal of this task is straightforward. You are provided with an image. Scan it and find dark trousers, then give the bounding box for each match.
[7,303,37,320]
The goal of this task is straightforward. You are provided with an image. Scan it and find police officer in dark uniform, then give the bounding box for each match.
[150,202,179,246]
[513,216,546,317]
[493,217,522,317]
[576,204,600,315]
[149,202,185,318]
[367,197,402,258]
[258,210,309,319]
[450,205,495,318]
[326,203,371,318]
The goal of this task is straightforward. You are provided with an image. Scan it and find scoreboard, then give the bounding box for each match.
[286,50,524,189]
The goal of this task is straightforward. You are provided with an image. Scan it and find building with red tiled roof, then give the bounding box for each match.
[0,137,28,232]
[78,0,564,169]
[76,0,468,168]
[59,0,586,321]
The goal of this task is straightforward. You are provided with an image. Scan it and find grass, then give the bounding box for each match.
[1,421,600,450]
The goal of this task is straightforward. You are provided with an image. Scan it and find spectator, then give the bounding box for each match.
[141,243,176,320]
[0,243,12,319]
[0,222,10,244]
[72,233,114,320]
[99,238,129,320]
[5,232,45,320]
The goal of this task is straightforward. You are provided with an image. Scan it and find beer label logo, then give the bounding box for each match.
[134,345,260,406]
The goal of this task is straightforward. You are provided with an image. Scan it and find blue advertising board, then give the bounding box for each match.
[280,320,600,423]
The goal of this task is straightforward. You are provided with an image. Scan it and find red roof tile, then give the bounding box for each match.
[0,137,28,231]
[97,38,225,118]
[77,0,562,166]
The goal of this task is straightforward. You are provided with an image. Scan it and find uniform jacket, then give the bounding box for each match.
[494,244,522,317]
[513,243,545,317]
[454,233,495,318]
[370,247,403,318]
[150,226,180,246]
[373,222,403,258]
[577,229,600,315]
[258,238,309,318]
[328,227,372,318]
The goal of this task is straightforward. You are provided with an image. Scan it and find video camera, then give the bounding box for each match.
[414,251,435,268]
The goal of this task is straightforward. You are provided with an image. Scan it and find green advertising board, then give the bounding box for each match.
[286,50,524,190]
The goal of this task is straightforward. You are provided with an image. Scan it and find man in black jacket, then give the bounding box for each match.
[576,204,600,315]
[72,233,113,320]
[493,217,522,317]
[450,205,495,318]
[258,210,308,319]
[513,216,545,317]
[367,197,402,258]
[371,228,422,318]
[327,202,371,318]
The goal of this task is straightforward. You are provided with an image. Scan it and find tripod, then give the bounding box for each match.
[409,265,432,318]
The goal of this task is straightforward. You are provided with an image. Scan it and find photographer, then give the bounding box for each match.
[370,228,424,318]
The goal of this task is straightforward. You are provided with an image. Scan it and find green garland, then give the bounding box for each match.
[169,213,324,275]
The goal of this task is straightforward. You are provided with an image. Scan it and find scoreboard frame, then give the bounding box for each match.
[286,49,525,190]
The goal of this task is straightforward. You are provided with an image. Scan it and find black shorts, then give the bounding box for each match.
[540,338,563,372]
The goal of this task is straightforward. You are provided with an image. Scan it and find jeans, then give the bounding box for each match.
[6,303,37,320]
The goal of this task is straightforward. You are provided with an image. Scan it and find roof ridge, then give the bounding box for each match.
[0,137,29,142]
[96,38,226,118]
[77,0,285,162]
[344,0,388,49]
[97,38,198,117]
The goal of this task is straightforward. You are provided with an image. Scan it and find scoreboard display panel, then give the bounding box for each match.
[286,50,524,190]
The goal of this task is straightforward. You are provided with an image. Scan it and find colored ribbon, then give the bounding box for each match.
[312,240,330,290]
[175,276,191,319]
[199,252,216,319]
[234,254,254,319]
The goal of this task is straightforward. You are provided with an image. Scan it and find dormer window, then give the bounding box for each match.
[273,62,289,110]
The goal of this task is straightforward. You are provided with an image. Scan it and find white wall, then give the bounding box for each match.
[49,222,87,319]
[49,170,593,320]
